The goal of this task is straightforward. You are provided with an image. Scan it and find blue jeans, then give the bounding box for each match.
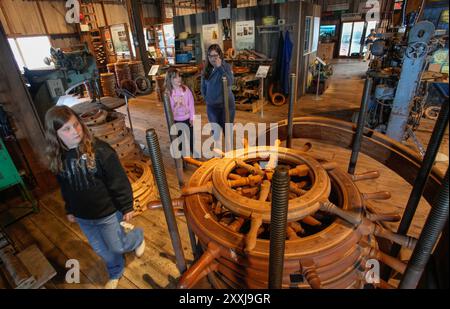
[76,211,144,279]
[206,103,236,142]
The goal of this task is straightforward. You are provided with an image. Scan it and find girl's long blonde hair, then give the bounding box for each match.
[164,68,186,97]
[44,106,95,174]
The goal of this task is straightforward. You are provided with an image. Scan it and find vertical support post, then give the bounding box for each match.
[399,169,449,289]
[124,94,134,138]
[222,76,231,152]
[163,93,184,187]
[313,62,322,101]
[146,128,187,274]
[127,0,151,74]
[269,165,290,289]
[348,77,373,175]
[286,73,296,149]
[222,76,231,125]
[260,77,264,118]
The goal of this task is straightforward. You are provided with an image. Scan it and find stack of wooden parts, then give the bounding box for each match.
[80,109,141,160]
[122,160,159,214]
[100,72,116,97]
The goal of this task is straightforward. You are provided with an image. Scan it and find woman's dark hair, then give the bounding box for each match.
[203,44,224,80]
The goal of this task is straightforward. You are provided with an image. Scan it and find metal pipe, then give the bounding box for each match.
[163,93,184,187]
[315,63,321,100]
[389,101,449,261]
[124,94,134,137]
[269,165,290,289]
[286,73,296,148]
[399,169,449,289]
[222,76,230,125]
[348,77,373,174]
[146,128,187,274]
[222,76,231,152]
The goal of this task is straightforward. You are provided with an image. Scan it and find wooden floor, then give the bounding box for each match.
[1,59,448,289]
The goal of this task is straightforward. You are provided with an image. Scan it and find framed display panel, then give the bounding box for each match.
[109,23,133,58]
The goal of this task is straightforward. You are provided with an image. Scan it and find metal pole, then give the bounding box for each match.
[145,128,187,274]
[389,100,449,261]
[222,76,231,152]
[222,76,230,124]
[269,165,290,289]
[399,169,449,289]
[313,63,322,101]
[162,93,184,187]
[124,94,134,137]
[286,73,296,149]
[260,77,264,118]
[348,77,373,175]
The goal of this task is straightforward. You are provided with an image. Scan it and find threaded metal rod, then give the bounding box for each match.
[348,77,373,174]
[269,165,290,289]
[399,169,449,289]
[390,100,449,261]
[286,73,296,148]
[146,128,187,273]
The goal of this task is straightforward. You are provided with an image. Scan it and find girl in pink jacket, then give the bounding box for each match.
[164,68,195,157]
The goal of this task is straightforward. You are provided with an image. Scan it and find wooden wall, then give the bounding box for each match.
[0,1,148,47]
[0,0,75,36]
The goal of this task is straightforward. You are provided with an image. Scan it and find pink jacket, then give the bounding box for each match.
[169,86,195,122]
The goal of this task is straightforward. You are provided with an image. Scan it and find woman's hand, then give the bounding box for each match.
[213,57,222,68]
[67,214,76,223]
[123,211,134,222]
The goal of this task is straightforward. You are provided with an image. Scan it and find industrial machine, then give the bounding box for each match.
[364,21,448,145]
[23,44,101,125]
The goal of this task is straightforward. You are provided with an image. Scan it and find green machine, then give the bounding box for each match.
[0,138,38,227]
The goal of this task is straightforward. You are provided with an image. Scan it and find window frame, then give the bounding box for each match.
[7,35,53,72]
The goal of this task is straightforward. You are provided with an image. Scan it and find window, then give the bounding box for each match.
[311,17,321,53]
[155,23,175,64]
[8,36,53,72]
[304,16,312,55]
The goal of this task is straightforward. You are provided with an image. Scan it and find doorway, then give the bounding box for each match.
[339,21,365,57]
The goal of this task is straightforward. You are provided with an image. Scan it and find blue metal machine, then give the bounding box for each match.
[23,44,101,125]
[386,21,436,141]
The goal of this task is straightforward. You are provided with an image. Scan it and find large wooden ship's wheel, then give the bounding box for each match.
[178,141,416,289]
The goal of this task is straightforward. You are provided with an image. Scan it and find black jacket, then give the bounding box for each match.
[56,139,133,219]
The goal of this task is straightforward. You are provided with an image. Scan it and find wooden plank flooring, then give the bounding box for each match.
[2,59,448,289]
